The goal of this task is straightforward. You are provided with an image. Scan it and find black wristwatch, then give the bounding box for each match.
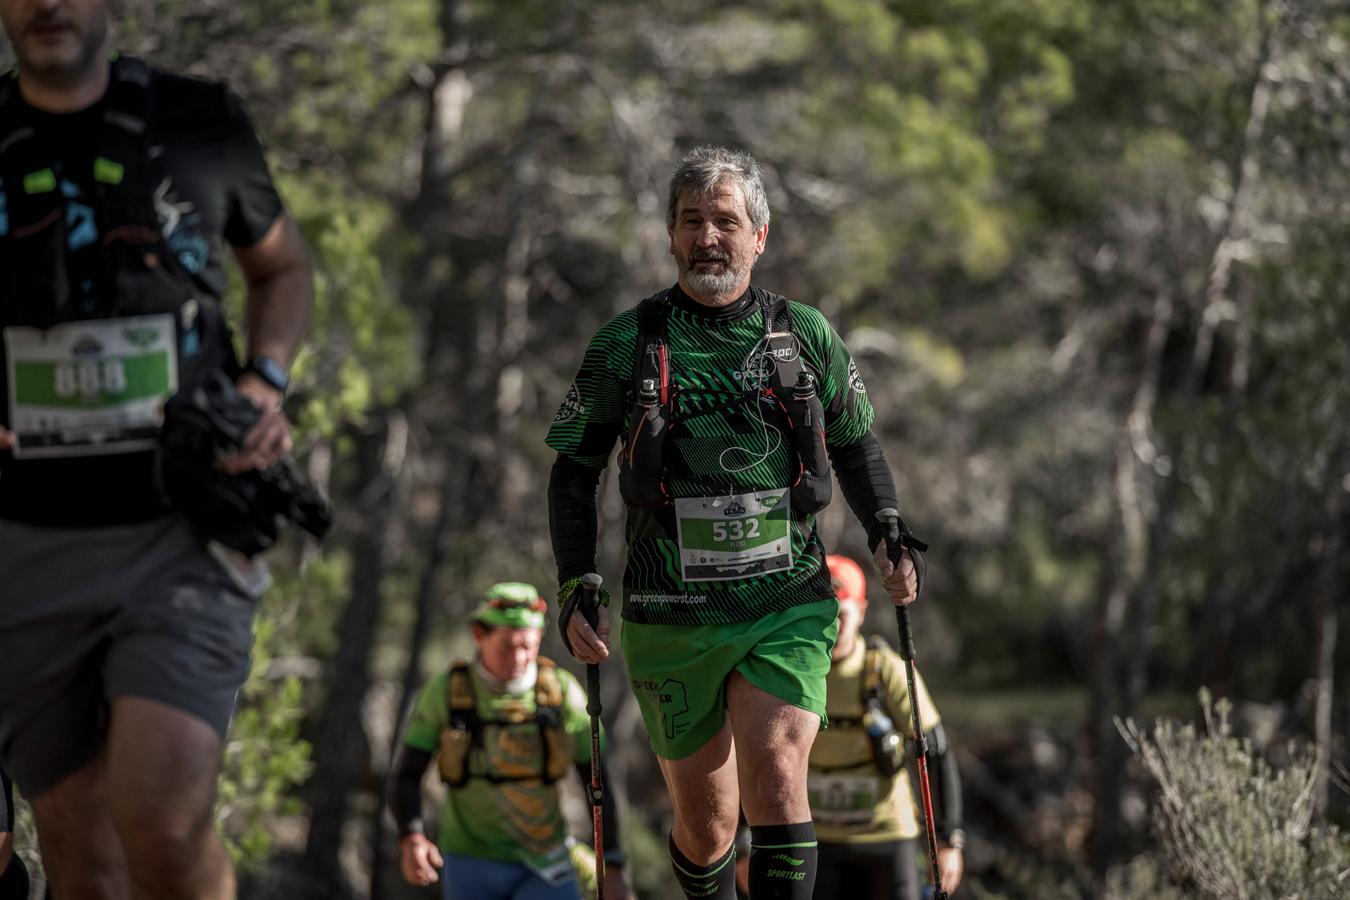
[246,355,290,395]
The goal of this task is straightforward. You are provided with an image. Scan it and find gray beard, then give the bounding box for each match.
[683,260,749,298]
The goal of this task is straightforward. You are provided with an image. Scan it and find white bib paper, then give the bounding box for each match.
[674,488,791,581]
[4,314,177,459]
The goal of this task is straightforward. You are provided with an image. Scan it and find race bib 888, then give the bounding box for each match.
[4,314,177,459]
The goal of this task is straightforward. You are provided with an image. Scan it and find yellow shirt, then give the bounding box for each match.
[807,637,941,843]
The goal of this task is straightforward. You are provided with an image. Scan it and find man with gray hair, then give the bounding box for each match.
[547,146,927,898]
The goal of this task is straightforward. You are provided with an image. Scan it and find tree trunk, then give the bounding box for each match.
[1088,293,1170,873]
[299,413,402,899]
[1311,479,1343,819]
[1093,4,1285,873]
[369,459,467,900]
[369,2,475,892]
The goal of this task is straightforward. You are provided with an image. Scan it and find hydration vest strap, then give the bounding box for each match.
[446,662,481,734]
[634,293,673,404]
[757,288,810,392]
[442,658,570,785]
[96,56,160,242]
[861,636,887,708]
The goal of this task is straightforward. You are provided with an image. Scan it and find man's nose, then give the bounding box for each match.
[696,222,721,246]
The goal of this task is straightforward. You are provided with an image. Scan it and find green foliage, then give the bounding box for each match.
[1102,855,1189,900]
[1119,691,1350,900]
[217,600,314,870]
[617,808,687,900]
[70,0,1350,889]
[282,173,419,438]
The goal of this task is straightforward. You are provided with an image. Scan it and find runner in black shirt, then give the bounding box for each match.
[0,1,312,897]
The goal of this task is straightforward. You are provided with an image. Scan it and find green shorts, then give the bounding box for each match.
[621,598,838,760]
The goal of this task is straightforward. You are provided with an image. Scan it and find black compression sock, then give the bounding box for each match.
[749,822,817,898]
[0,854,30,900]
[669,833,738,899]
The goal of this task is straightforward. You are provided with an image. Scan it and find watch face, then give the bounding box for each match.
[252,357,289,391]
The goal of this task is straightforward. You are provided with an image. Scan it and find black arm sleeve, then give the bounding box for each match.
[574,760,623,865]
[925,723,963,837]
[829,431,899,551]
[549,454,603,583]
[388,747,433,838]
[1,768,12,832]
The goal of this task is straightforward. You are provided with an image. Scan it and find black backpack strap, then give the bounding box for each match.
[633,291,673,402]
[94,56,157,232]
[756,288,808,390]
[0,69,56,239]
[757,287,794,337]
[619,291,678,513]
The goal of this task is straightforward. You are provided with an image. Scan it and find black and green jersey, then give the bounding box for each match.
[547,285,877,625]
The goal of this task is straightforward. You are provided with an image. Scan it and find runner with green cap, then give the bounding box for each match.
[389,583,629,900]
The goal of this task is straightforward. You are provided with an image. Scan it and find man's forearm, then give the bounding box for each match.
[242,215,313,367]
[389,747,433,837]
[829,431,899,550]
[549,454,602,582]
[926,723,963,840]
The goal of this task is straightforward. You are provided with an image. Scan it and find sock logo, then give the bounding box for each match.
[771,853,805,866]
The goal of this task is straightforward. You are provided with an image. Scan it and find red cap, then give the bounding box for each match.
[826,554,867,608]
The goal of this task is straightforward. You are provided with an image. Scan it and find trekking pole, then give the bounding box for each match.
[877,509,947,900]
[578,572,608,899]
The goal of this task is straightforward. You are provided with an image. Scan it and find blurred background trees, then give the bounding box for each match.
[4,0,1347,896]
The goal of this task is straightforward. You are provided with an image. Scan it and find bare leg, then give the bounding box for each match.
[658,716,740,863]
[30,755,133,900]
[106,697,234,900]
[725,672,817,825]
[725,672,821,898]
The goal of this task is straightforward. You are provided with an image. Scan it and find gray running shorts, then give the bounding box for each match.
[0,516,261,797]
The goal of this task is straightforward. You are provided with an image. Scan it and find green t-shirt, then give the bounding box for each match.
[546,286,877,625]
[807,638,941,842]
[403,662,601,870]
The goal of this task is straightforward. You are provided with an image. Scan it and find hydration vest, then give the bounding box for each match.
[0,56,238,430]
[816,637,907,777]
[617,287,832,515]
[437,658,574,788]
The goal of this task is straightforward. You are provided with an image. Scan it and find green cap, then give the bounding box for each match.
[472,582,546,629]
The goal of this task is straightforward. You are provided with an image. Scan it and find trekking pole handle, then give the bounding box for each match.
[579,572,603,629]
[877,509,918,661]
[580,574,604,717]
[877,507,905,567]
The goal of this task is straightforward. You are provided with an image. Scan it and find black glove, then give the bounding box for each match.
[157,369,332,557]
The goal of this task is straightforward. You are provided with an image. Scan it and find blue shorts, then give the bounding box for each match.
[440,853,580,900]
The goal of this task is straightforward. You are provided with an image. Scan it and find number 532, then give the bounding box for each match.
[711,519,760,542]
